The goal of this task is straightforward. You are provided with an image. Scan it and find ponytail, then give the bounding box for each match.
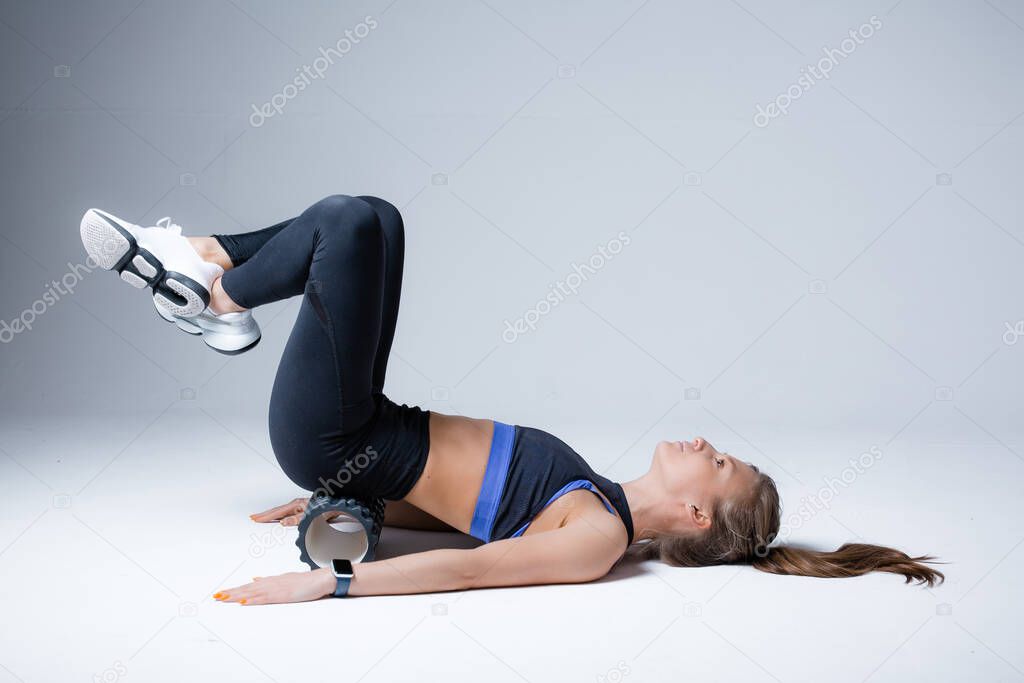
[753,543,944,587]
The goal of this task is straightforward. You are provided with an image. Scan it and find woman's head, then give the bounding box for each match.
[644,437,777,564]
[634,437,944,586]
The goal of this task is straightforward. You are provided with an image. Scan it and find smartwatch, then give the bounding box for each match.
[331,558,354,598]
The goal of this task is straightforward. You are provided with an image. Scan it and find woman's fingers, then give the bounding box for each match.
[213,582,256,604]
[249,497,304,521]
[280,514,302,527]
[249,506,283,522]
[249,497,308,522]
[214,579,271,604]
[214,571,330,606]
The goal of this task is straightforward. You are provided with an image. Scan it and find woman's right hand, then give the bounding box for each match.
[249,497,310,526]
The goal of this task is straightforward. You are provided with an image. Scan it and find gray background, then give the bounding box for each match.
[1,1,1022,682]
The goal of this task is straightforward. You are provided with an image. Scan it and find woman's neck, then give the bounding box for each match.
[620,476,669,542]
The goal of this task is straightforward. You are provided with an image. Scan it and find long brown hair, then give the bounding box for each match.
[631,471,944,587]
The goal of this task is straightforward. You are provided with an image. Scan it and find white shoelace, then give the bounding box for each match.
[154,216,183,235]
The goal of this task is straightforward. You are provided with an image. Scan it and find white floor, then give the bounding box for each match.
[1,414,1020,683]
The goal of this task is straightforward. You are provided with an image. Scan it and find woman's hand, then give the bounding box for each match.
[214,569,335,606]
[249,497,309,526]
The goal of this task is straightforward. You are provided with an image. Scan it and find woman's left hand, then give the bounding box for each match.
[214,569,335,606]
[249,496,310,526]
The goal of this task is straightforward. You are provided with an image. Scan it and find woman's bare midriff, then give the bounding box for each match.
[400,412,493,534]
[398,413,626,542]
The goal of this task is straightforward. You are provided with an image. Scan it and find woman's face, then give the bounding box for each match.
[651,437,760,531]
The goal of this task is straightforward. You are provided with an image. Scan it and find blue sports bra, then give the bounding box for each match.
[470,422,634,544]
[509,479,617,537]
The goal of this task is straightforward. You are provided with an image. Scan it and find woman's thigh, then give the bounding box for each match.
[265,196,387,489]
[268,294,345,489]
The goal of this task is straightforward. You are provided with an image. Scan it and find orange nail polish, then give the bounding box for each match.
[213,592,223,599]
[240,599,247,604]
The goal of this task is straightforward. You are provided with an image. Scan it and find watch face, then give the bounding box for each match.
[332,558,354,578]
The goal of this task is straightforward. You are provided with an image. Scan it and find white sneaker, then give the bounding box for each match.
[154,298,261,355]
[80,208,224,318]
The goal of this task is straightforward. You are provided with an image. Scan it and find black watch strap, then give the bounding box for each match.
[332,574,352,598]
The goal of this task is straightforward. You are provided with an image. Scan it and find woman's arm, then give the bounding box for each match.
[215,514,626,604]
[353,516,625,595]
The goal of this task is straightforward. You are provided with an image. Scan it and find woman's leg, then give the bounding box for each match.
[210,195,406,392]
[225,195,387,437]
[217,194,415,492]
[355,195,405,397]
[185,237,235,271]
[210,218,294,268]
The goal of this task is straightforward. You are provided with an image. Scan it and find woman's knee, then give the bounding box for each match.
[356,196,404,242]
[306,195,382,242]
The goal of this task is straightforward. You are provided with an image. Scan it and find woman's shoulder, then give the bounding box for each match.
[555,488,631,551]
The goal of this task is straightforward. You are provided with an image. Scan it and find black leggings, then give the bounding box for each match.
[215,195,430,500]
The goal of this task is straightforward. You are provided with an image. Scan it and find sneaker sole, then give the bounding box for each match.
[155,304,261,355]
[81,209,210,318]
[154,301,202,335]
[206,335,261,356]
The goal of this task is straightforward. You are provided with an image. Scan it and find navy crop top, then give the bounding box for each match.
[470,422,635,545]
